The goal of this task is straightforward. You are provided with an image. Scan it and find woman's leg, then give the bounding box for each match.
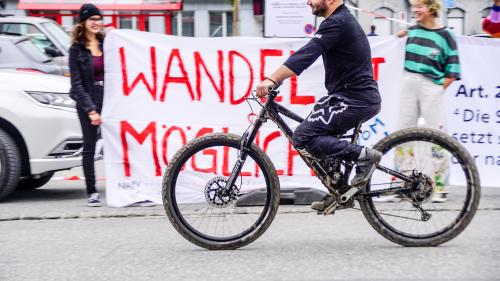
[77,108,99,196]
[419,78,449,198]
[394,72,422,174]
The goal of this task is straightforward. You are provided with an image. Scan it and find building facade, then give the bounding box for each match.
[355,0,494,36]
[0,0,495,37]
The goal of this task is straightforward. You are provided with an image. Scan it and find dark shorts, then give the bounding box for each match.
[292,95,380,162]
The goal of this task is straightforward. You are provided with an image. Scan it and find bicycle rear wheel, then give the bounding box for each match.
[162,133,280,250]
[359,128,480,246]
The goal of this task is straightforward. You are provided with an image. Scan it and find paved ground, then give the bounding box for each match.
[1,163,499,281]
[2,209,499,281]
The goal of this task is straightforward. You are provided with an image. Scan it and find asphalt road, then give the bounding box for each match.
[2,210,500,281]
[1,163,499,281]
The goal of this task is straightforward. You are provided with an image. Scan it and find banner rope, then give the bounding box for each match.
[345,4,412,26]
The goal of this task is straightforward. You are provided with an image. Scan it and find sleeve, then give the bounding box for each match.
[283,19,342,75]
[283,40,323,75]
[69,46,96,113]
[443,32,461,80]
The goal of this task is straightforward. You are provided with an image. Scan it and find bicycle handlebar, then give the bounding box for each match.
[267,82,283,99]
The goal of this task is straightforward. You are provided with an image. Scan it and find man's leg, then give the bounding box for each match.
[292,96,379,161]
[291,96,381,210]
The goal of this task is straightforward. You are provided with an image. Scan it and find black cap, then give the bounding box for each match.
[79,3,101,23]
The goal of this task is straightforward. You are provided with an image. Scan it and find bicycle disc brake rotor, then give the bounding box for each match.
[204,176,239,208]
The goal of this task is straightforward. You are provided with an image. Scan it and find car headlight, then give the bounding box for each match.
[26,91,76,108]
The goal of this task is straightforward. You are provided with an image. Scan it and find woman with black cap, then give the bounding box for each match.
[69,3,106,206]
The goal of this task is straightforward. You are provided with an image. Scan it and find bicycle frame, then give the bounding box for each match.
[225,89,414,198]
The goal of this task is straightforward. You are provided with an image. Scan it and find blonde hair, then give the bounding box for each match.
[411,0,442,17]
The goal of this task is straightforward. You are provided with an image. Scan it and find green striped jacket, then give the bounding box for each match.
[404,25,461,85]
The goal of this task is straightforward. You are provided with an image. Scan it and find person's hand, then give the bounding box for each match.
[396,30,408,37]
[256,79,276,98]
[103,24,116,34]
[88,112,103,126]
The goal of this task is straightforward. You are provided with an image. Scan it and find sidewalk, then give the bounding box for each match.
[1,162,499,221]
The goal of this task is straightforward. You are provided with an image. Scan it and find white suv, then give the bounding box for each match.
[0,69,83,201]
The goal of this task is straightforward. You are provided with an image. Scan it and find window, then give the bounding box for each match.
[119,12,137,30]
[373,7,394,35]
[0,23,42,36]
[41,22,71,51]
[209,11,233,37]
[17,40,51,63]
[447,8,465,35]
[0,23,57,51]
[147,14,166,34]
[171,11,194,37]
[482,7,492,19]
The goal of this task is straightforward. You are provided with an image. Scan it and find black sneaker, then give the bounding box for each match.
[351,148,383,189]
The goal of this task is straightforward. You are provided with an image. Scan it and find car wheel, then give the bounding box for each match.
[0,128,22,201]
[17,172,54,190]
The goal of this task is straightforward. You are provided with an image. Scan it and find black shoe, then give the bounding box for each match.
[351,148,383,189]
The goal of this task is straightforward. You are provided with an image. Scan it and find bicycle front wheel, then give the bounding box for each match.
[359,128,480,247]
[162,133,280,250]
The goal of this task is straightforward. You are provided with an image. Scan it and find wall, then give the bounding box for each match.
[1,0,26,16]
[2,0,495,36]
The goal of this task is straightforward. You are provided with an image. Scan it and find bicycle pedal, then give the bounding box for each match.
[322,202,338,215]
[337,199,355,210]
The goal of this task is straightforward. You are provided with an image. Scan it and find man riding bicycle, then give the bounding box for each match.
[256,0,382,211]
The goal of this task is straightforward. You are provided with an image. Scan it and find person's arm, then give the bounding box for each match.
[69,46,102,125]
[396,30,408,37]
[443,78,456,90]
[443,31,461,90]
[256,19,341,98]
[256,65,296,98]
[69,46,96,113]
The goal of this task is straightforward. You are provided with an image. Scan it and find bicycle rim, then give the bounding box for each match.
[166,139,276,244]
[366,133,478,241]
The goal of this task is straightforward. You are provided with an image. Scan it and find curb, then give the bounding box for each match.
[52,176,106,181]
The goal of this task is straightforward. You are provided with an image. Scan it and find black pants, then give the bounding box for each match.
[292,95,380,162]
[77,85,103,195]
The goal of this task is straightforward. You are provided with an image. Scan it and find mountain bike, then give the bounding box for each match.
[162,86,480,250]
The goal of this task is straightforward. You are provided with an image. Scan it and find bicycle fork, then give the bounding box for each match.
[223,107,267,190]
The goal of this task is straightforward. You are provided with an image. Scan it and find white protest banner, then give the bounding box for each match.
[446,36,500,187]
[102,30,499,207]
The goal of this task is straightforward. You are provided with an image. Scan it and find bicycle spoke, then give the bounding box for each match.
[365,133,478,242]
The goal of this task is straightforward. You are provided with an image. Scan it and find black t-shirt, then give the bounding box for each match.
[284,5,381,105]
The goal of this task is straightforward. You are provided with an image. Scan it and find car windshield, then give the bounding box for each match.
[41,22,71,51]
[17,40,51,63]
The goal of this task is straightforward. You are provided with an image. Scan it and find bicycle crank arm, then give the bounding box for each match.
[340,186,359,203]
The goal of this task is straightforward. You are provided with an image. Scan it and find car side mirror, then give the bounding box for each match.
[44,47,63,57]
